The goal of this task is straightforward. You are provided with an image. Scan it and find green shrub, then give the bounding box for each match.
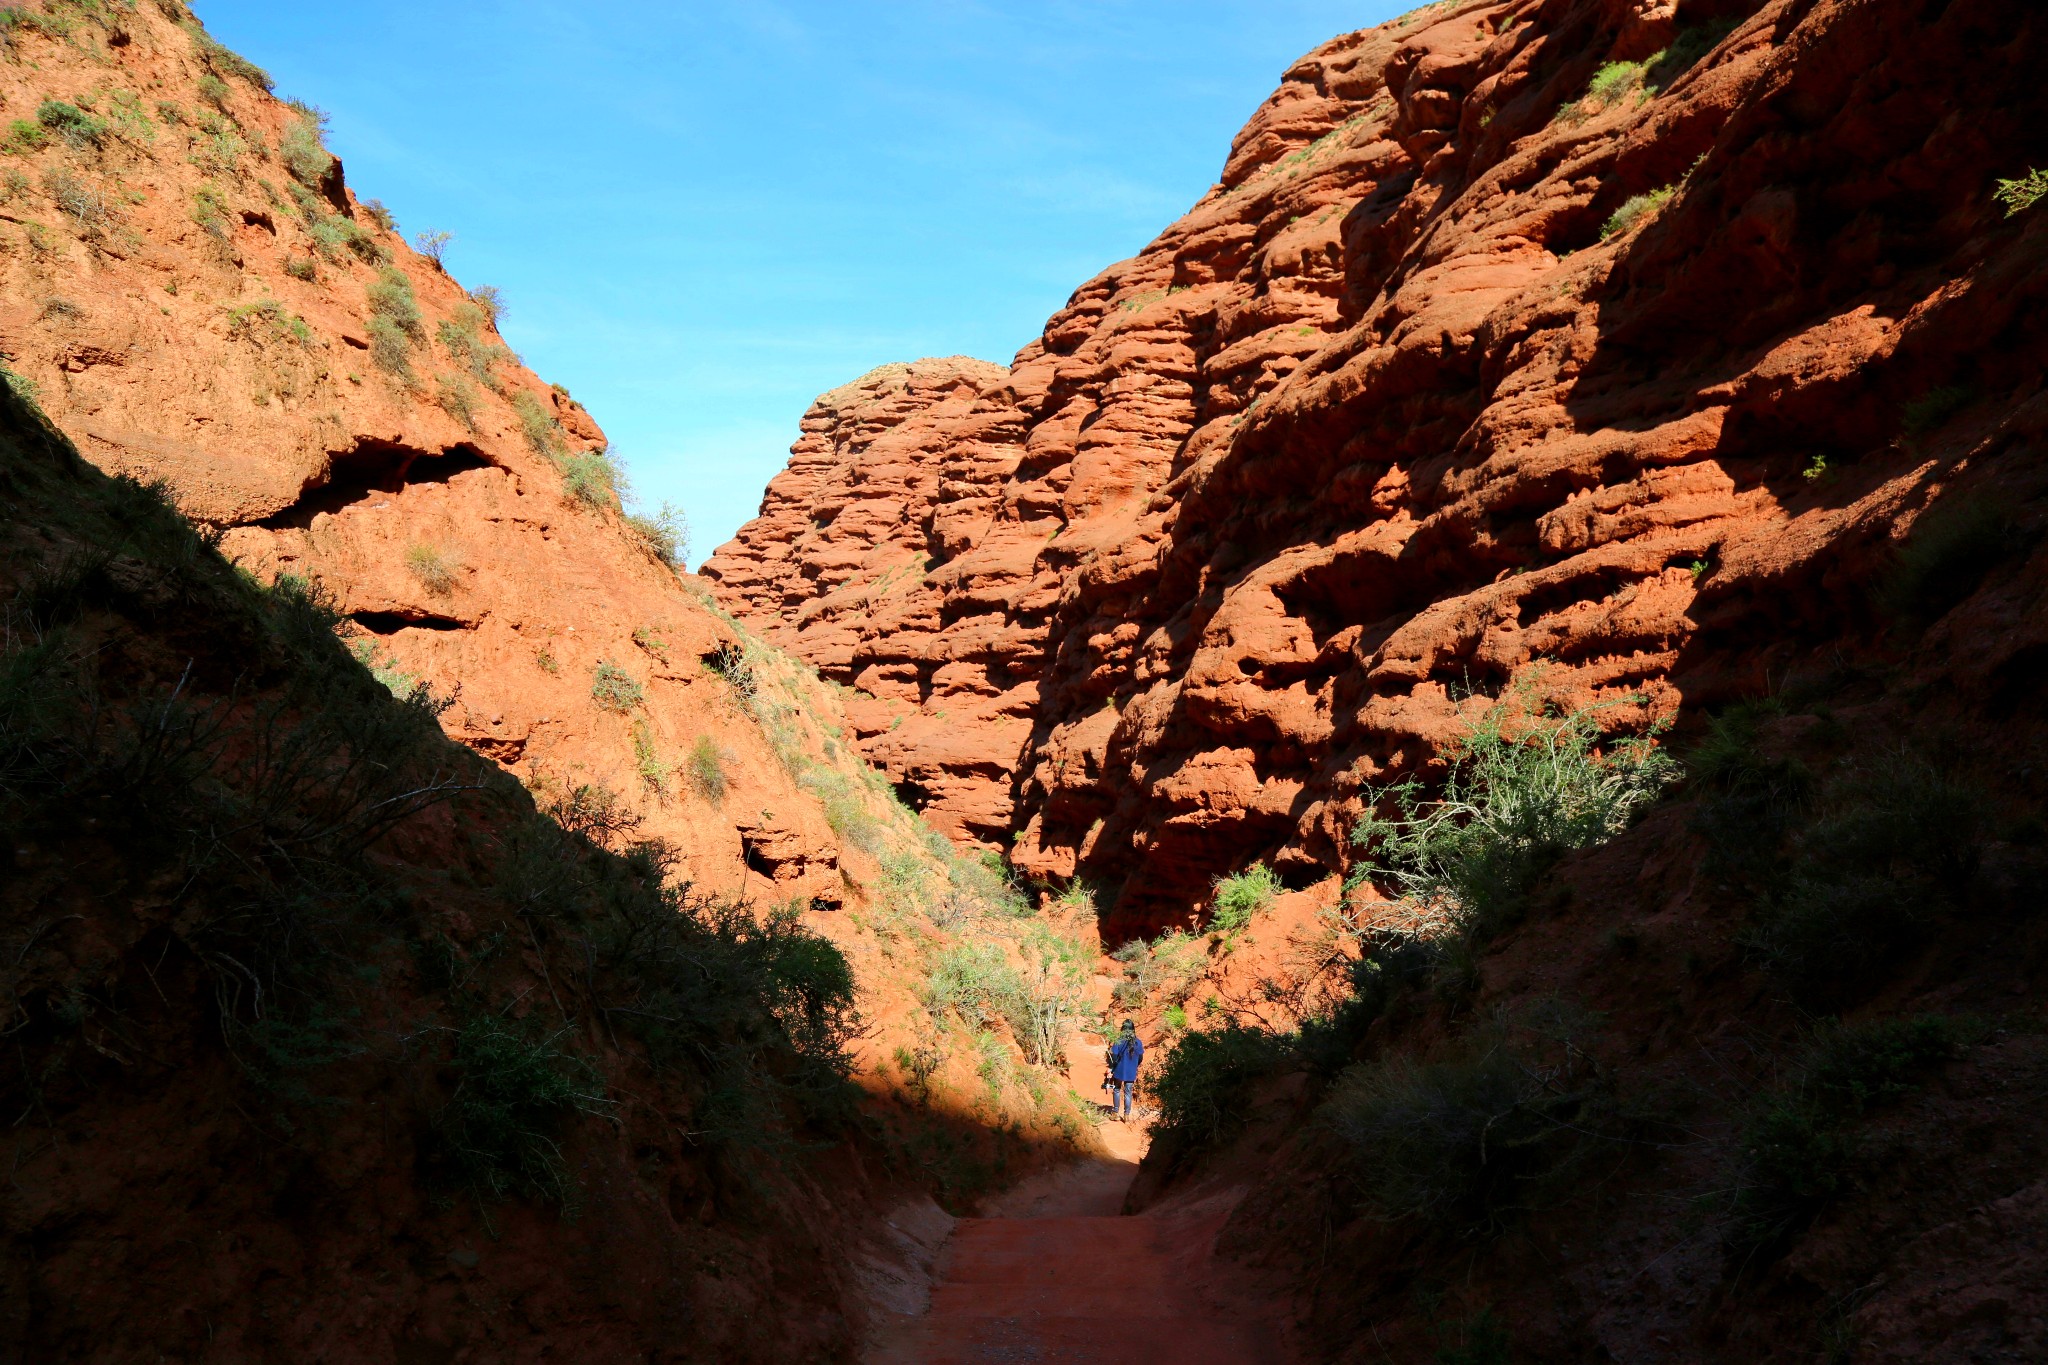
[36,99,105,149]
[414,228,451,267]
[284,254,317,281]
[434,374,480,432]
[920,941,1019,1029]
[1643,19,1738,92]
[590,659,643,713]
[434,1014,608,1208]
[1211,861,1281,936]
[1585,60,1643,105]
[186,23,274,93]
[278,112,333,186]
[469,284,505,327]
[194,73,230,110]
[1729,1016,1968,1257]
[367,317,410,376]
[42,169,109,231]
[627,501,690,569]
[366,266,421,338]
[1739,752,1985,1005]
[631,720,666,792]
[226,298,311,347]
[403,542,458,595]
[1110,928,1206,1009]
[1881,498,2030,623]
[1006,926,1089,1067]
[1152,1024,1292,1146]
[1995,167,2048,217]
[1687,702,1812,887]
[1602,185,1675,239]
[686,734,728,802]
[561,449,622,509]
[511,390,565,461]
[1351,698,1677,947]
[1324,1025,1595,1235]
[360,198,396,232]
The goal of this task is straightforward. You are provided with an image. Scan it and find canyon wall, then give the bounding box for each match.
[708,0,2048,936]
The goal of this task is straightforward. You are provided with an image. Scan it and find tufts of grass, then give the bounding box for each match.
[434,374,480,432]
[278,110,333,187]
[403,542,458,596]
[511,390,566,460]
[686,734,729,803]
[1602,185,1676,240]
[1585,59,1644,106]
[631,720,667,793]
[627,501,690,570]
[36,100,105,149]
[590,659,644,713]
[560,448,623,510]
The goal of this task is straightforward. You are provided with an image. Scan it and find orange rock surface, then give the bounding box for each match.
[708,0,2048,937]
[0,1,852,911]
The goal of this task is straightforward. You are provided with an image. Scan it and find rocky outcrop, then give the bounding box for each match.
[0,0,851,908]
[709,0,2048,937]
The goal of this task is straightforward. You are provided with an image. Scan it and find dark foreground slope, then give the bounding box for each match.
[0,387,887,1362]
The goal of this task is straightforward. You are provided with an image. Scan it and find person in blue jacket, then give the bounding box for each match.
[1105,1019,1145,1121]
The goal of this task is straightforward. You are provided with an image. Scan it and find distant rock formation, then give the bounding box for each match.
[709,0,2048,937]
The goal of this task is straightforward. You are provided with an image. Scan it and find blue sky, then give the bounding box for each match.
[196,1,1399,563]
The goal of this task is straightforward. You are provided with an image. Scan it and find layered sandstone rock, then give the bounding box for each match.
[709,0,2048,936]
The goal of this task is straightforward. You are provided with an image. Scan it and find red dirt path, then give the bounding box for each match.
[865,1121,1294,1364]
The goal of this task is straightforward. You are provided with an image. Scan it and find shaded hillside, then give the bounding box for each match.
[707,0,2048,939]
[0,384,885,1361]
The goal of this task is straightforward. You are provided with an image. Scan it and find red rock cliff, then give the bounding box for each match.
[0,0,862,910]
[708,0,2048,936]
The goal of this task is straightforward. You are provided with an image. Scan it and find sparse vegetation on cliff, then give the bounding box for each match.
[404,542,459,594]
[1601,184,1676,239]
[1349,698,1677,953]
[590,658,644,713]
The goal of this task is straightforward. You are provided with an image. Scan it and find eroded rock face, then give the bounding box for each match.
[0,2,848,908]
[708,0,2048,936]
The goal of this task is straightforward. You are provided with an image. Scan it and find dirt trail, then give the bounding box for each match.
[864,1120,1293,1363]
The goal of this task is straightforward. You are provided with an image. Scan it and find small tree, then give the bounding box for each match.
[414,229,452,268]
